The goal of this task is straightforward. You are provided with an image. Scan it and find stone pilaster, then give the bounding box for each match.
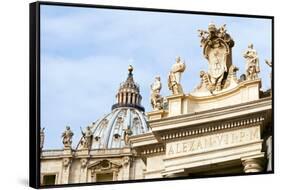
[79,158,89,183]
[60,148,73,184]
[136,95,139,105]
[266,136,272,171]
[113,169,118,181]
[132,93,136,104]
[123,93,126,104]
[121,156,131,180]
[60,158,71,184]
[128,93,131,104]
[119,93,122,103]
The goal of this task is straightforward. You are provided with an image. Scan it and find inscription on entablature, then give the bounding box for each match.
[166,126,260,158]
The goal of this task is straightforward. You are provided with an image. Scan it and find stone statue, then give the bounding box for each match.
[195,23,235,93]
[265,59,272,89]
[150,76,163,110]
[265,59,272,79]
[40,128,45,150]
[124,128,132,145]
[197,71,212,92]
[243,44,260,80]
[81,126,93,149]
[168,56,186,94]
[62,126,73,148]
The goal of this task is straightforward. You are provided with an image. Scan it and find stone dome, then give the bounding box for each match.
[77,65,149,150]
[90,107,149,149]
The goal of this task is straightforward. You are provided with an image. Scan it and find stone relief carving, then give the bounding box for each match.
[150,76,163,110]
[223,65,239,88]
[197,70,212,92]
[80,126,93,149]
[100,119,108,127]
[195,23,237,94]
[62,126,73,149]
[89,160,122,171]
[122,156,130,166]
[118,110,127,117]
[62,157,71,168]
[116,117,123,126]
[243,43,260,80]
[168,56,186,95]
[80,158,88,168]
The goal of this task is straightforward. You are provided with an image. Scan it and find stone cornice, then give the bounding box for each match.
[166,93,186,100]
[129,132,165,157]
[88,148,132,158]
[41,149,64,159]
[41,147,133,159]
[129,132,158,148]
[140,145,165,156]
[160,118,264,142]
[149,97,271,132]
[188,79,261,100]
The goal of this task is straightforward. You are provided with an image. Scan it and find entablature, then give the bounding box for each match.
[149,97,271,133]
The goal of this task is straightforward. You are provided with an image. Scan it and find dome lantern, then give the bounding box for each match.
[111,65,145,112]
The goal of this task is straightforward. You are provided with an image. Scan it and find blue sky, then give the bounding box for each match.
[40,5,272,149]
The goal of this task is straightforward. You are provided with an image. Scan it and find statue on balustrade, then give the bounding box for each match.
[243,43,260,80]
[150,76,163,110]
[62,126,73,148]
[80,126,93,149]
[168,56,186,95]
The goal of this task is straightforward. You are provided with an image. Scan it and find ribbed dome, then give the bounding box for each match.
[90,107,149,149]
[77,65,149,150]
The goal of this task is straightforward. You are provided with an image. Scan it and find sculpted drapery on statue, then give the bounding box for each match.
[168,56,186,94]
[197,23,235,93]
[80,126,93,149]
[150,76,163,110]
[62,126,73,148]
[243,43,260,80]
